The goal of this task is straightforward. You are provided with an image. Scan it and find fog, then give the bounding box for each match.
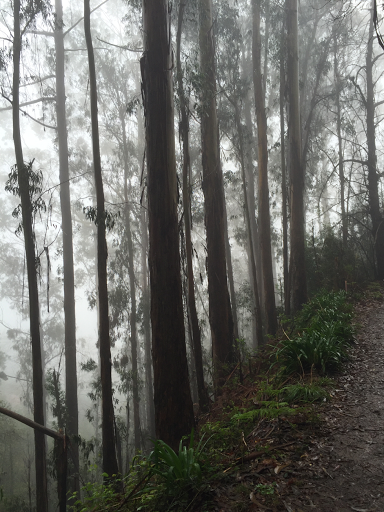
[0,0,383,509]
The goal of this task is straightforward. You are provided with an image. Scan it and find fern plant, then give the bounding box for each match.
[149,430,208,488]
[231,401,296,424]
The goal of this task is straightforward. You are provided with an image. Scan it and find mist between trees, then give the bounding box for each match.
[0,0,383,509]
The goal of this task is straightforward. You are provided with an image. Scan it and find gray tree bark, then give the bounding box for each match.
[54,0,79,495]
[84,0,119,477]
[286,0,308,313]
[12,1,48,508]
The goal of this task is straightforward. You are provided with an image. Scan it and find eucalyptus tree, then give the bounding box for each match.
[94,49,144,454]
[215,0,263,348]
[199,0,234,388]
[54,0,79,493]
[287,0,308,313]
[252,0,277,335]
[364,0,384,279]
[84,0,119,477]
[141,0,194,449]
[176,0,210,411]
[11,0,49,508]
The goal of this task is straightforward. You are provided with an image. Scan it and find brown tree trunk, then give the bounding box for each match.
[286,0,308,313]
[176,1,210,412]
[141,0,194,450]
[12,2,48,509]
[252,0,277,336]
[84,0,119,477]
[366,1,384,279]
[199,0,234,389]
[54,0,79,495]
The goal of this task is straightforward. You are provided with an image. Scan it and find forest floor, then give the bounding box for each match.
[201,291,384,512]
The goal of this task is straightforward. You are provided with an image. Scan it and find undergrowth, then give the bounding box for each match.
[275,290,354,375]
[71,289,354,511]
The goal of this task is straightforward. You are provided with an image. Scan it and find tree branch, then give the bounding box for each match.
[63,0,109,37]
[20,108,57,130]
[20,75,55,88]
[0,406,64,440]
[0,96,56,112]
[96,37,142,52]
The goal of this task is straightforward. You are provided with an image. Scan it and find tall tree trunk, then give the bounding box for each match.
[121,112,142,452]
[233,103,264,348]
[54,0,79,495]
[223,193,239,342]
[141,0,194,450]
[280,20,290,315]
[366,1,384,279]
[137,105,155,445]
[12,1,48,509]
[263,0,270,102]
[242,49,263,342]
[333,31,347,248]
[199,0,234,389]
[286,0,308,313]
[176,1,210,412]
[84,0,119,477]
[140,206,155,444]
[252,0,277,335]
[301,36,331,173]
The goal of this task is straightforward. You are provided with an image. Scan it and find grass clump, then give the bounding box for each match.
[280,383,330,403]
[276,291,354,376]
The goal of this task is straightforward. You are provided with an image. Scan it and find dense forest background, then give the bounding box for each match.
[0,0,384,510]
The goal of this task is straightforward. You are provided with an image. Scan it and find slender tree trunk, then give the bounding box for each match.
[280,20,290,315]
[84,0,119,477]
[301,36,331,173]
[333,32,347,248]
[233,103,264,348]
[287,0,308,313]
[263,0,270,102]
[141,0,194,449]
[137,106,155,445]
[121,113,142,452]
[199,0,234,389]
[366,1,384,279]
[223,193,239,342]
[252,0,277,335]
[12,2,48,510]
[140,206,155,444]
[54,0,79,495]
[176,1,210,412]
[242,51,263,342]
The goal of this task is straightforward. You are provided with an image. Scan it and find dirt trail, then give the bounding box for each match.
[287,299,384,512]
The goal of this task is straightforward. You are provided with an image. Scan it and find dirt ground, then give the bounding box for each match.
[209,297,384,512]
[284,298,384,512]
